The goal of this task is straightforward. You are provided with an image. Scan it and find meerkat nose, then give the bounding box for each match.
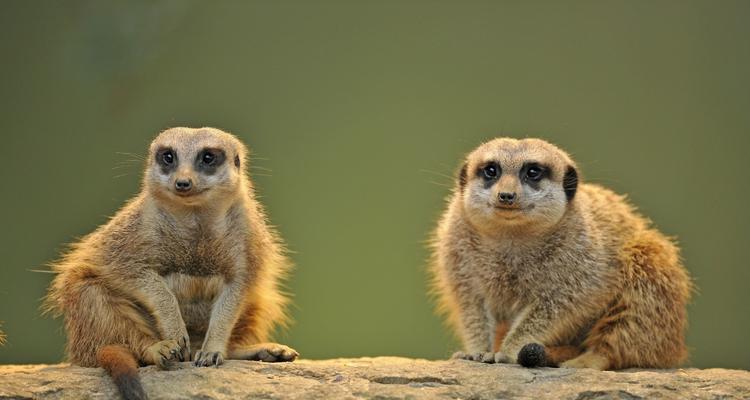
[498,192,517,205]
[175,179,193,192]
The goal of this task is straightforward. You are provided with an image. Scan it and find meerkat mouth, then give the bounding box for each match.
[493,204,534,212]
[174,188,208,198]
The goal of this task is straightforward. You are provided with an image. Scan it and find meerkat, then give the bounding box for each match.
[44,127,297,400]
[430,138,692,370]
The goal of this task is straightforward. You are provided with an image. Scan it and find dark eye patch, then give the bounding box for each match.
[520,162,549,189]
[477,162,501,185]
[155,147,177,174]
[195,148,226,174]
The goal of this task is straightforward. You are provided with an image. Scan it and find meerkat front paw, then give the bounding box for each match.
[144,339,184,369]
[451,351,497,363]
[164,328,191,362]
[194,350,225,367]
[236,343,298,362]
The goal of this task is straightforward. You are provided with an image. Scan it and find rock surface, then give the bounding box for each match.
[0,357,748,399]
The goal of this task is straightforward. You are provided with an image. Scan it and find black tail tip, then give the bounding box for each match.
[518,343,547,368]
[114,374,148,400]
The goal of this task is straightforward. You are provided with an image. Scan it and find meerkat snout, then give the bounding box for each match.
[497,192,517,205]
[175,178,193,193]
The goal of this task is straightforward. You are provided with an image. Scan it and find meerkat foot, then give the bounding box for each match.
[231,343,298,362]
[561,351,609,370]
[144,339,183,369]
[194,350,225,367]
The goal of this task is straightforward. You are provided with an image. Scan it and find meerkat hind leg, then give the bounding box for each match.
[564,233,690,370]
[63,276,181,368]
[229,343,299,362]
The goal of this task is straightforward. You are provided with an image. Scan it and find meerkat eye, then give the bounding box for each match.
[481,163,500,180]
[525,165,543,181]
[161,150,175,165]
[201,151,216,165]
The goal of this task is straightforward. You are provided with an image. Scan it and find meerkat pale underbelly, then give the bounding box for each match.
[164,274,224,347]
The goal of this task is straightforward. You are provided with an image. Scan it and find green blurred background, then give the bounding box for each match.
[1,1,748,369]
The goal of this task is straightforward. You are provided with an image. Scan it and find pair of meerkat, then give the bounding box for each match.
[45,128,296,400]
[44,129,691,400]
[430,138,692,370]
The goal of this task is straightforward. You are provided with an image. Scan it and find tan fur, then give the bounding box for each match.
[44,127,296,375]
[430,138,692,370]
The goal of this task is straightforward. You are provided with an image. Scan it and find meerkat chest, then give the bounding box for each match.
[467,244,550,304]
[163,273,224,303]
[153,219,246,277]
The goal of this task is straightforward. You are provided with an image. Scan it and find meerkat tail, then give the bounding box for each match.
[517,343,582,368]
[96,345,147,400]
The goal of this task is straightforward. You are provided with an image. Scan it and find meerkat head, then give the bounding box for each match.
[457,138,579,235]
[144,127,248,207]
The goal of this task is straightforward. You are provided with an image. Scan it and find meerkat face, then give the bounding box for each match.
[457,138,578,235]
[145,127,247,207]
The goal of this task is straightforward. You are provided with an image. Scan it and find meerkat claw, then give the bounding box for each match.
[145,339,182,369]
[177,336,190,362]
[194,351,224,367]
[451,351,494,363]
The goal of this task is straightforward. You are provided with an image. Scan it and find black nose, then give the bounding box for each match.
[498,192,517,205]
[175,179,192,192]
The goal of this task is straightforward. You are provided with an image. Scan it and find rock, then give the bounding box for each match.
[0,357,748,399]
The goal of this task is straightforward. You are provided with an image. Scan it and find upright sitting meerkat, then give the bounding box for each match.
[430,138,692,370]
[45,127,297,400]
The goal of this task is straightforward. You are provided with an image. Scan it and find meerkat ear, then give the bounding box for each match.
[458,163,468,190]
[563,165,578,201]
[234,155,241,168]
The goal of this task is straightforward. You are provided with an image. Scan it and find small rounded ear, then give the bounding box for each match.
[563,165,578,201]
[458,163,468,190]
[234,155,241,168]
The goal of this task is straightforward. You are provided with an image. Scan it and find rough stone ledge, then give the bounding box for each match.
[0,357,748,400]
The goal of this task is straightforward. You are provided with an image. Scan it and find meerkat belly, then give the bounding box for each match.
[164,273,224,339]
